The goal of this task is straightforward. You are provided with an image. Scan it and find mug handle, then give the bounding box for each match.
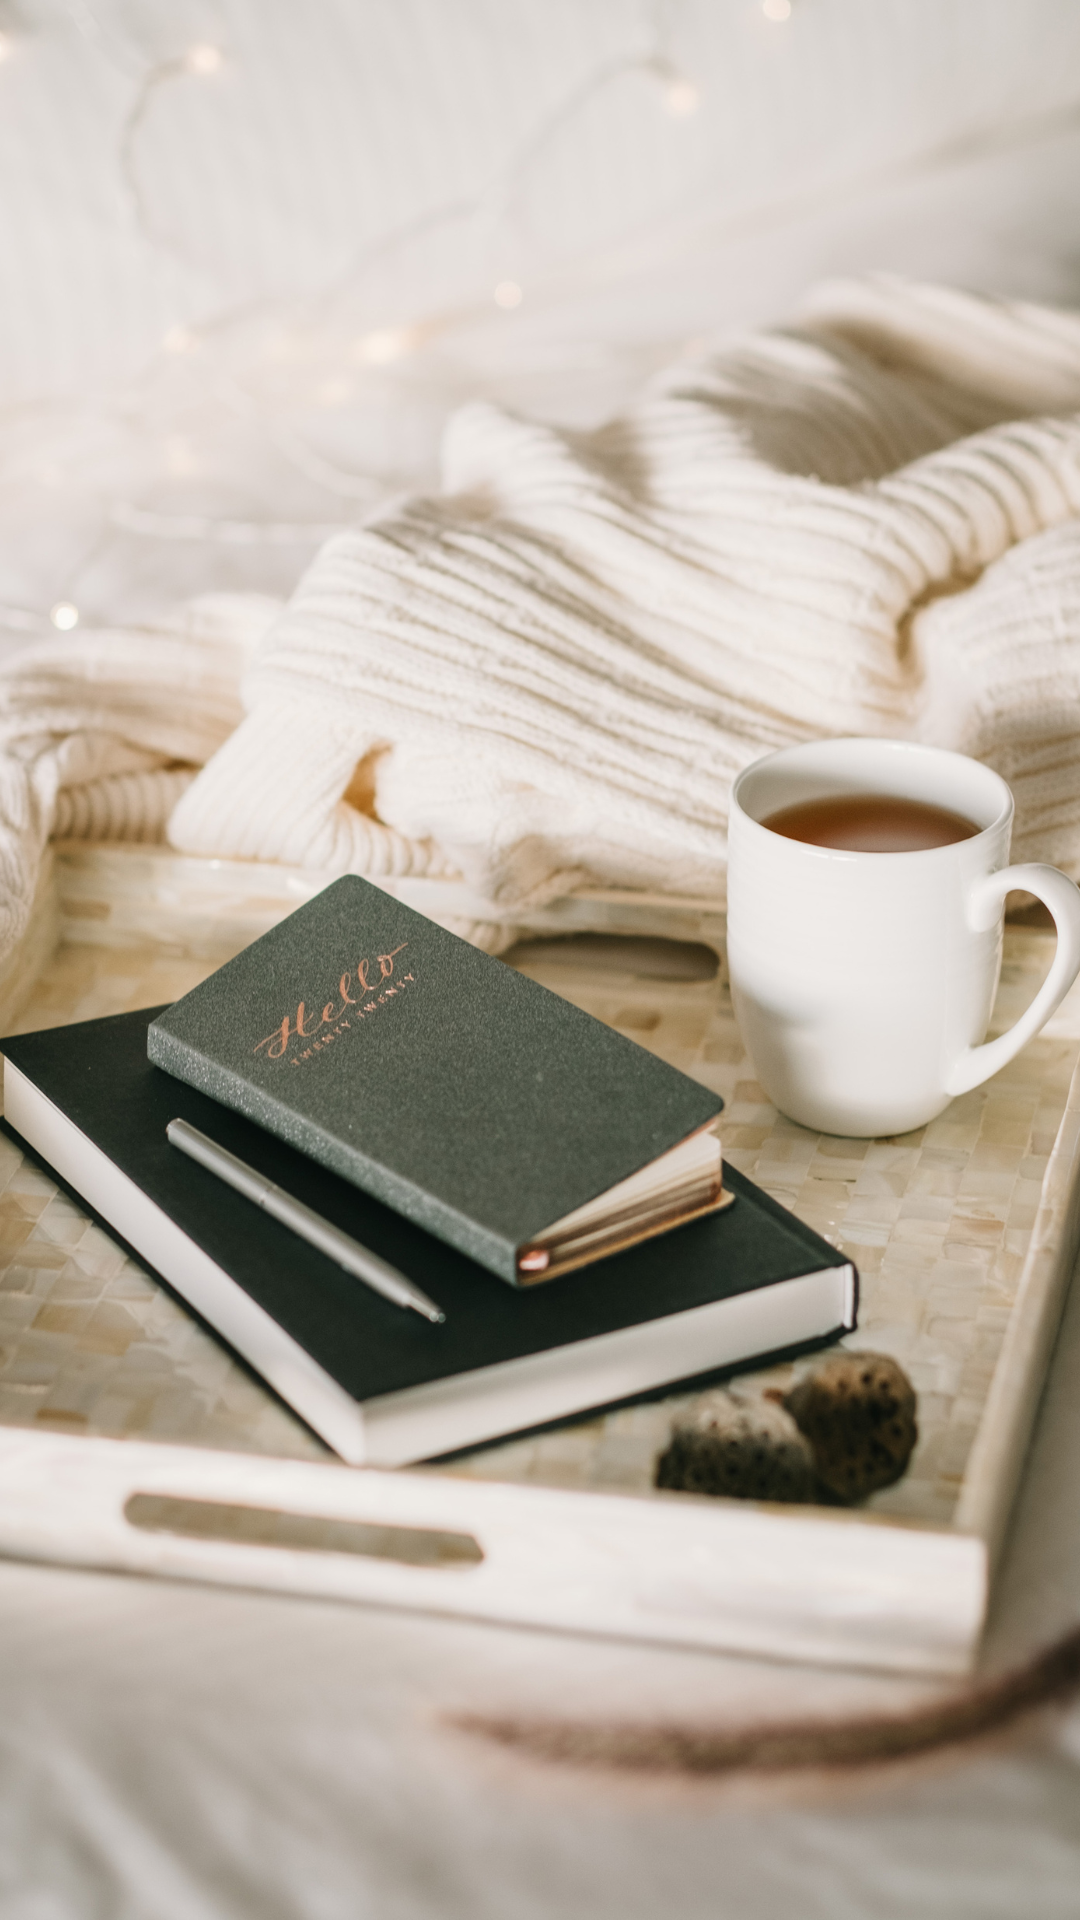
[945,864,1080,1097]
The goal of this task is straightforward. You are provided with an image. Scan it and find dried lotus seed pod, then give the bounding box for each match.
[783,1350,917,1502]
[654,1389,815,1503]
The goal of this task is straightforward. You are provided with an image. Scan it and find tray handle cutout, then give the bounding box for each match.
[124,1493,484,1570]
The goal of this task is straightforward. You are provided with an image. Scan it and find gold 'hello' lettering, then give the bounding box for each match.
[254,943,410,1059]
[254,1012,293,1059]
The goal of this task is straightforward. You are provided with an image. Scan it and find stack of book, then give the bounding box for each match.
[0,876,855,1466]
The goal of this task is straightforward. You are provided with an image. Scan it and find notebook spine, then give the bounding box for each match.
[146,1025,518,1283]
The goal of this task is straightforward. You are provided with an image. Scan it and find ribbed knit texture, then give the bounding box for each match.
[170,279,1080,927]
[4,279,1080,960]
[0,596,271,955]
[52,768,197,844]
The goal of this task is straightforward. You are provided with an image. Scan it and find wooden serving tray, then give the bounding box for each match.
[0,844,1077,1676]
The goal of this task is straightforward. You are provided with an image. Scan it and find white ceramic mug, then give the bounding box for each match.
[727,738,1080,1137]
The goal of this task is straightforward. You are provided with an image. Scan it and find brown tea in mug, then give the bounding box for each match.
[761,791,980,853]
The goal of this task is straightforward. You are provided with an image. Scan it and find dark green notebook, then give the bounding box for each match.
[147,876,726,1285]
[1,1007,857,1465]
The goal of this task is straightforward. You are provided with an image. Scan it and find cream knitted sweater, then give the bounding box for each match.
[5,278,1080,958]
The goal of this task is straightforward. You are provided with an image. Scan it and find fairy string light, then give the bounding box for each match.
[27,0,710,630]
[18,0,1071,640]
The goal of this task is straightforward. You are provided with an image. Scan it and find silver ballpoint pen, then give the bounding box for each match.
[166,1118,445,1324]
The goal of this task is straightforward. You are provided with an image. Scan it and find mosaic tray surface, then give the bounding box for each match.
[0,926,1073,1530]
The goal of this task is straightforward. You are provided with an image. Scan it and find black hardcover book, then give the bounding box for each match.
[1,1008,857,1465]
[146,876,729,1285]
